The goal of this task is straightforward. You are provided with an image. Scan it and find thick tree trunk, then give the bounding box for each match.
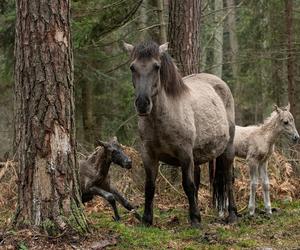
[157,0,167,44]
[168,0,201,76]
[81,80,95,145]
[285,0,295,117]
[14,0,88,232]
[212,0,223,78]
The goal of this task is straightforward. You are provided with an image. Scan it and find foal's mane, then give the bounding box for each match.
[132,41,188,97]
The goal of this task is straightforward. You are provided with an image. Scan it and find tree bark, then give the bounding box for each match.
[14,0,88,233]
[157,0,167,44]
[168,0,201,76]
[212,0,223,78]
[226,0,239,87]
[285,0,295,117]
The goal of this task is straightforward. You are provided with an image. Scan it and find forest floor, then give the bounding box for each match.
[0,150,300,249]
[0,199,299,249]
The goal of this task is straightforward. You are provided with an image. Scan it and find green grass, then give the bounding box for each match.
[88,200,300,249]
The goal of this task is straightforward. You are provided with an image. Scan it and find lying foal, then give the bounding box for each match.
[234,104,299,215]
[79,137,141,221]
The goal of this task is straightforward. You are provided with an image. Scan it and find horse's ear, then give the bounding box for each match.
[109,136,118,144]
[286,102,291,111]
[122,41,134,54]
[159,42,169,54]
[274,104,281,113]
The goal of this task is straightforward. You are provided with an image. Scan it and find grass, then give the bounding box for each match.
[87,200,300,249]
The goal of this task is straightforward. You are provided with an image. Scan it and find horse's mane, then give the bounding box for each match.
[132,41,188,98]
[260,111,279,131]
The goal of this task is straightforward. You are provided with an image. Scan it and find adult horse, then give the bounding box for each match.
[124,41,237,227]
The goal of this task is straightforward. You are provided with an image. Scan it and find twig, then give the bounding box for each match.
[158,164,185,197]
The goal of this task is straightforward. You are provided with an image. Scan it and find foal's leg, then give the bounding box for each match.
[89,186,120,221]
[259,161,272,215]
[142,155,159,226]
[248,159,259,216]
[108,186,142,221]
[180,152,201,227]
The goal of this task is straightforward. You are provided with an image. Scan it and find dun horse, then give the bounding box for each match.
[234,104,299,215]
[79,137,140,221]
[124,41,237,226]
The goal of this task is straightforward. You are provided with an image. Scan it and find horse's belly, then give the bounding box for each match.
[193,134,229,164]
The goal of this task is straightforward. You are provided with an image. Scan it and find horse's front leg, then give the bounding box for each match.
[142,155,159,226]
[248,159,259,216]
[259,161,272,215]
[180,152,201,227]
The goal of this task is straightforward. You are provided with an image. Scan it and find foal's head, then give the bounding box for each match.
[98,137,132,169]
[123,41,187,116]
[275,104,299,142]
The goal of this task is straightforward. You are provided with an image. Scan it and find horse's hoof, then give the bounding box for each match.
[142,216,153,227]
[113,216,121,221]
[191,221,202,229]
[226,213,238,224]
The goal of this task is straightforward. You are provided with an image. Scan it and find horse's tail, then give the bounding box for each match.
[209,158,228,212]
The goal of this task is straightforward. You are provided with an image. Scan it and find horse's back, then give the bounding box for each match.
[234,125,257,158]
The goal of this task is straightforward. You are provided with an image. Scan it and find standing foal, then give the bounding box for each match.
[234,104,299,215]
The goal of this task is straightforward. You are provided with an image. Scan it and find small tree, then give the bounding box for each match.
[14,0,88,233]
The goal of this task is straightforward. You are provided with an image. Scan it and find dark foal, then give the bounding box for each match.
[79,137,141,221]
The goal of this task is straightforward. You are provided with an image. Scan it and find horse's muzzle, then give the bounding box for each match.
[292,134,300,143]
[135,96,151,115]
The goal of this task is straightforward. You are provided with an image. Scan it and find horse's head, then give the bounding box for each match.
[97,137,132,169]
[123,41,168,116]
[275,104,299,143]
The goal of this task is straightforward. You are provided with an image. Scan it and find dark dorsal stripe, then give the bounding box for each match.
[132,41,188,98]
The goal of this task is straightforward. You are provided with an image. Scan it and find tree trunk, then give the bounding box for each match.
[285,0,295,117]
[212,0,223,78]
[168,0,201,76]
[81,80,95,145]
[226,0,239,87]
[157,0,167,44]
[14,0,88,233]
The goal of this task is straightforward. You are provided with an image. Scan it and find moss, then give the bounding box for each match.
[42,219,57,236]
[68,198,89,234]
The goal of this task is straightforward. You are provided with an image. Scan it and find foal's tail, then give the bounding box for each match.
[209,158,228,212]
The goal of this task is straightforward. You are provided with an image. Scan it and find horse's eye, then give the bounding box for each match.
[154,63,160,71]
[284,121,289,125]
[130,65,136,72]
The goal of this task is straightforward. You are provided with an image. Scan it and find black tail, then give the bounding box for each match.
[209,157,228,212]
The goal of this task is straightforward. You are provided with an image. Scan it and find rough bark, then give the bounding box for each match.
[285,0,295,117]
[168,0,201,76]
[14,0,88,232]
[157,0,167,44]
[212,0,223,78]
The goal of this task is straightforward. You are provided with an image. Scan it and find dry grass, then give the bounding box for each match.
[0,146,299,226]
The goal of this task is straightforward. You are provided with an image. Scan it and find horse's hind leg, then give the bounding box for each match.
[194,165,201,197]
[248,159,259,216]
[180,152,201,227]
[215,143,238,223]
[259,161,272,215]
